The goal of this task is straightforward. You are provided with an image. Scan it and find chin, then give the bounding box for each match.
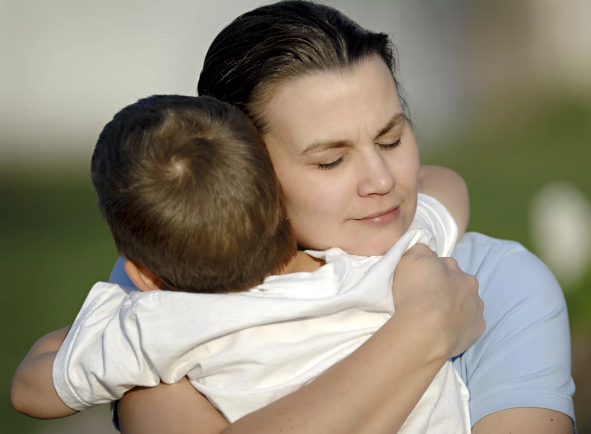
[299,221,410,256]
[346,234,405,257]
[349,213,414,256]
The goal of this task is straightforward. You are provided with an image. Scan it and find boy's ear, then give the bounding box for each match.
[124,260,163,292]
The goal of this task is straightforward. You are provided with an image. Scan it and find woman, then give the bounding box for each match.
[112,1,574,432]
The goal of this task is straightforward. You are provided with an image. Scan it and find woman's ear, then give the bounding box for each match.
[124,260,164,292]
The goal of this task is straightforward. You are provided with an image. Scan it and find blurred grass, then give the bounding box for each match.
[1,94,590,432]
[0,169,118,433]
[421,93,591,327]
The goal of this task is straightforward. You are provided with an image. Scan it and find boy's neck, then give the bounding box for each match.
[276,251,324,275]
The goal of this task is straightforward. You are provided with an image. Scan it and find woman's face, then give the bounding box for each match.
[262,57,421,256]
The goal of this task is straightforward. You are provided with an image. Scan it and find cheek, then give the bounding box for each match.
[384,141,420,224]
[276,169,351,248]
[386,141,420,192]
[404,144,421,219]
[282,173,347,222]
[403,148,421,191]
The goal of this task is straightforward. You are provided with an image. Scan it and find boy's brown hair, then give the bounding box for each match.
[91,95,296,293]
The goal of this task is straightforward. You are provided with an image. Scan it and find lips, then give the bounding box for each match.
[354,205,400,226]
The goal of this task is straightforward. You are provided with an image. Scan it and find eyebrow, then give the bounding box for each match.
[300,112,407,156]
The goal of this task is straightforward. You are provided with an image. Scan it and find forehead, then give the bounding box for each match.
[262,57,402,153]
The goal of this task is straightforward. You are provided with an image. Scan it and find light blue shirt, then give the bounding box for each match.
[450,232,575,426]
[109,232,576,428]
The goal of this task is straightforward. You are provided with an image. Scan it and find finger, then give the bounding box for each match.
[442,257,460,270]
[406,243,437,258]
[470,275,480,292]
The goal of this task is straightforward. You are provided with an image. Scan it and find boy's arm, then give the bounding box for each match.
[418,165,470,241]
[118,378,230,434]
[10,283,158,420]
[117,312,450,434]
[11,326,77,419]
[117,245,484,434]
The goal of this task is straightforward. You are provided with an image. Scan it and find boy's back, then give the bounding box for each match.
[54,194,471,433]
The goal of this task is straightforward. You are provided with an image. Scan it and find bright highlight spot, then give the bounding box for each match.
[529,182,591,289]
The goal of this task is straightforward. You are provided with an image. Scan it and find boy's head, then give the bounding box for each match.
[91,95,297,293]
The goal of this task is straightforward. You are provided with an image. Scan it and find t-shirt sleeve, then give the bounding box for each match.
[453,242,576,426]
[107,259,134,431]
[52,282,160,410]
[414,193,458,257]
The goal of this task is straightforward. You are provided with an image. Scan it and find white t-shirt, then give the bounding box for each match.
[53,194,470,433]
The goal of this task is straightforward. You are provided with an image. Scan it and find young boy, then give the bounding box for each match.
[11,95,471,432]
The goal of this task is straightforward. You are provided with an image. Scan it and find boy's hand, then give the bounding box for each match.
[11,326,78,419]
[392,243,484,359]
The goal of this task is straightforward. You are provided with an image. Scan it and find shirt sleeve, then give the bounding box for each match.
[452,240,576,426]
[107,258,133,431]
[52,282,160,410]
[414,193,458,257]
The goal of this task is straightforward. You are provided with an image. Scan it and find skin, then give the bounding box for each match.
[263,58,420,255]
[10,326,76,419]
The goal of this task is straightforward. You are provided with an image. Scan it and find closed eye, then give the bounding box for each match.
[378,139,401,150]
[317,156,344,170]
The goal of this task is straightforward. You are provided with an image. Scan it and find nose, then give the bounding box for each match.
[357,149,396,196]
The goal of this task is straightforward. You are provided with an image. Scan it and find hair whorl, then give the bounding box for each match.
[91,95,296,293]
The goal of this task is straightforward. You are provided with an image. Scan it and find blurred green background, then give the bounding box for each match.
[2,0,590,432]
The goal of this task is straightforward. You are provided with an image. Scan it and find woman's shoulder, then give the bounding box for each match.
[453,232,567,309]
[452,232,575,426]
[452,232,529,279]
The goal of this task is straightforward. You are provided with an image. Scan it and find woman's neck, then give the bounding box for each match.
[276,251,325,275]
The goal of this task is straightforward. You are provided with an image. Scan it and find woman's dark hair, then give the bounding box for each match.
[198,0,407,132]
